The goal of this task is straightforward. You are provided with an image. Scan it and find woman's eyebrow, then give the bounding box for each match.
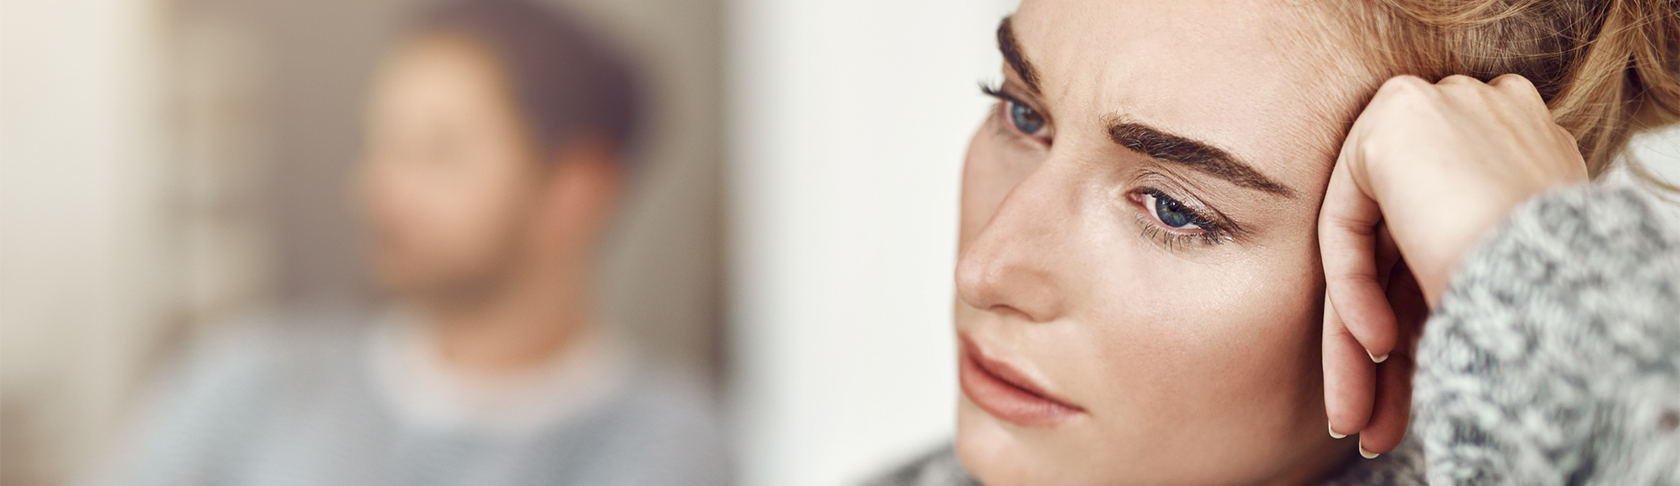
[1107,120,1297,198]
[997,16,1042,94]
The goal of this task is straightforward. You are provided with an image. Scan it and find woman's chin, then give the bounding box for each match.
[954,396,1098,486]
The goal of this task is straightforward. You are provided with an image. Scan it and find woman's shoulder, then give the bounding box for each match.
[860,444,980,486]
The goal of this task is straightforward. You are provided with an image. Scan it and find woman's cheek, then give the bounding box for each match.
[1077,246,1321,405]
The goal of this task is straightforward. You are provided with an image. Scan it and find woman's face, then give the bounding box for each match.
[953,1,1374,484]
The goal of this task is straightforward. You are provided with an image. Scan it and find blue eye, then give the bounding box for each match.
[1006,100,1046,136]
[1134,189,1231,250]
[980,83,1050,140]
[1146,191,1202,230]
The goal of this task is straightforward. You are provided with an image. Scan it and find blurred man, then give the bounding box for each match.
[103,1,728,484]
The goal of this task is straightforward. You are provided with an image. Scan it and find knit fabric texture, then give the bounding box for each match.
[1412,183,1680,485]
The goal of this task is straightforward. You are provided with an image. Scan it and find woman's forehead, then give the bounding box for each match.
[1012,0,1364,187]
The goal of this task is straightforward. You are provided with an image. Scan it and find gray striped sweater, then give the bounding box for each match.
[99,314,731,486]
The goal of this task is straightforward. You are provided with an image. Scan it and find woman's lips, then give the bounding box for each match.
[958,335,1085,427]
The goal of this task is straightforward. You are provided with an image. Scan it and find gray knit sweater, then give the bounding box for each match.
[868,184,1680,485]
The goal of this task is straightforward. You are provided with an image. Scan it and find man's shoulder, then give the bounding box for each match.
[532,368,732,486]
[584,366,726,444]
[861,444,981,486]
[158,307,375,408]
[186,307,370,372]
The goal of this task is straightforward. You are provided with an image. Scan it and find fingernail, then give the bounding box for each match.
[1359,443,1380,459]
[1329,422,1347,439]
[1368,350,1389,363]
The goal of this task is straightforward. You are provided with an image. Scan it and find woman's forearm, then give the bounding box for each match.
[1412,183,1680,485]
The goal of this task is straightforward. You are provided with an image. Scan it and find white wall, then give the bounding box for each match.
[0,0,170,483]
[725,1,1015,485]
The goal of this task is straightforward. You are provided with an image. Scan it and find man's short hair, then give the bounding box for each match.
[411,0,644,168]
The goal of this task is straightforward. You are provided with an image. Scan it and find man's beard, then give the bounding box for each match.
[376,233,529,312]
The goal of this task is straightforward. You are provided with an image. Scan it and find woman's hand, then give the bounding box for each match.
[1319,74,1588,456]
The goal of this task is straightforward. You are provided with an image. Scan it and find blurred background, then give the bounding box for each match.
[2,0,1677,485]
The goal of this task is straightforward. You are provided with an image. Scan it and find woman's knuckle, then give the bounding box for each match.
[1438,74,1480,86]
[1380,75,1430,94]
[1491,73,1534,88]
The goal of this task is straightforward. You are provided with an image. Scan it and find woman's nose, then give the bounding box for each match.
[954,169,1073,323]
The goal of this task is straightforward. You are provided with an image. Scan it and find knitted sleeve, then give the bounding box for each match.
[1411,183,1680,485]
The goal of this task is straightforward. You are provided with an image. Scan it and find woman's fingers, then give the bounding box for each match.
[1357,262,1426,455]
[1488,73,1545,107]
[1358,350,1414,456]
[1324,295,1376,437]
[1320,133,1406,444]
[1320,73,1588,456]
[1319,149,1398,363]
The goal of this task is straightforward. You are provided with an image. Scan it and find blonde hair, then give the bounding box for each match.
[1332,0,1680,182]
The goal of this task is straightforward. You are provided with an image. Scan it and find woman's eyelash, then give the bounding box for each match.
[1138,222,1229,251]
[979,81,1013,103]
[1135,188,1231,251]
[980,82,1036,115]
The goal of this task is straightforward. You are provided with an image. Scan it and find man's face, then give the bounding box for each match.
[357,38,543,302]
